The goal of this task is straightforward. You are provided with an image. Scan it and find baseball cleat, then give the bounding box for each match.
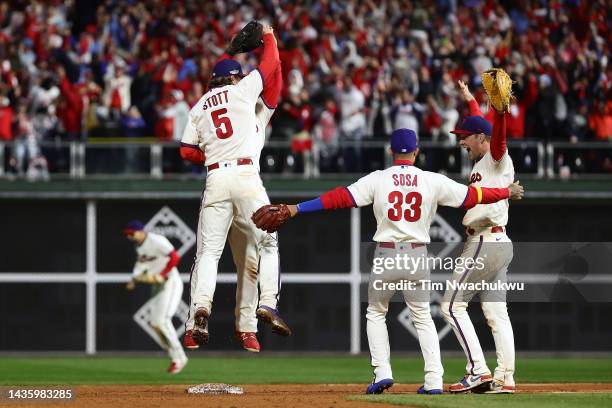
[192,308,210,346]
[417,385,443,395]
[167,358,188,374]
[366,378,394,395]
[449,373,493,393]
[482,380,516,394]
[256,306,292,336]
[235,331,260,353]
[183,330,199,349]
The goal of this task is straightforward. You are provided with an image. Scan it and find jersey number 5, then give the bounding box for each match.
[387,191,422,222]
[211,108,234,139]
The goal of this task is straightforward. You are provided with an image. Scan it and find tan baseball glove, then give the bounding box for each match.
[133,273,165,285]
[482,68,514,112]
[252,204,292,233]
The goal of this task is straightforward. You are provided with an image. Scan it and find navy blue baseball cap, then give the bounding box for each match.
[123,220,145,235]
[212,59,243,78]
[390,128,418,153]
[451,116,492,136]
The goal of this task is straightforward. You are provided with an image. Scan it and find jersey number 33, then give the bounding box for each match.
[387,191,422,222]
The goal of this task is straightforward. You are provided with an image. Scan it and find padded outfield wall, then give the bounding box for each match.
[0,178,611,353]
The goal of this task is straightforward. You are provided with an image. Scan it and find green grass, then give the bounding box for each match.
[352,393,612,408]
[0,356,611,385]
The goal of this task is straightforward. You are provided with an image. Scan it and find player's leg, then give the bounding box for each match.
[480,241,515,392]
[441,237,492,392]
[191,200,233,343]
[148,289,170,351]
[231,171,290,335]
[153,272,188,373]
[366,275,396,392]
[401,248,443,393]
[228,224,260,352]
[184,189,205,348]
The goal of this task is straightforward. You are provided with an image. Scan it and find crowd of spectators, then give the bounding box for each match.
[0,0,610,177]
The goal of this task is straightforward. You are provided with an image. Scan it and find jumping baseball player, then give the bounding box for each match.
[124,220,188,374]
[440,70,517,394]
[182,62,285,353]
[179,23,290,348]
[251,128,524,395]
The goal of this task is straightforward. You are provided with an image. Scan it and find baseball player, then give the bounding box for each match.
[251,128,524,395]
[179,23,290,348]
[440,74,517,394]
[182,62,285,353]
[124,220,188,374]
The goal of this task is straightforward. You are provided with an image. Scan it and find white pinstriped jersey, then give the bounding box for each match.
[348,164,468,243]
[181,70,264,166]
[462,151,514,228]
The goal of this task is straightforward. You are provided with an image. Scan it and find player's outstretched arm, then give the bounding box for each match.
[458,80,483,117]
[482,69,513,161]
[251,186,357,233]
[257,25,280,84]
[461,181,523,209]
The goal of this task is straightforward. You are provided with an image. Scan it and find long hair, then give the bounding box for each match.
[208,75,243,90]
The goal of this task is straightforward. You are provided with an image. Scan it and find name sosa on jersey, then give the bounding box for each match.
[392,173,418,187]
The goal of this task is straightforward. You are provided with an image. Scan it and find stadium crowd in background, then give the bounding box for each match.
[0,0,609,176]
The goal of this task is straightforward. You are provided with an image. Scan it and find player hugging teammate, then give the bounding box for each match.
[252,69,522,394]
[179,22,290,353]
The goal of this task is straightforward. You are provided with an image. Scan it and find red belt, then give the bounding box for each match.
[207,158,253,172]
[466,226,505,235]
[378,242,425,249]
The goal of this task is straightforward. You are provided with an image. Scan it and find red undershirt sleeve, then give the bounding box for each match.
[320,187,357,210]
[258,33,280,84]
[462,186,510,209]
[179,143,205,165]
[261,65,282,109]
[467,99,483,117]
[160,250,180,279]
[490,111,507,161]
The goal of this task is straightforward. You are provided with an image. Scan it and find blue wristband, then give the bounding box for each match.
[296,197,324,213]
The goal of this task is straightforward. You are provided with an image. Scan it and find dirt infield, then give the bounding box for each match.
[4,383,612,408]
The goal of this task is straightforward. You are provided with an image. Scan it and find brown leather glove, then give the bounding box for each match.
[252,204,292,233]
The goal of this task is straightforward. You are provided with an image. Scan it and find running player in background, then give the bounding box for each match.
[124,220,188,374]
[252,128,524,394]
[182,62,285,353]
[179,24,290,348]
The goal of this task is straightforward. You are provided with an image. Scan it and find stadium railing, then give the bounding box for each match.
[1,139,610,180]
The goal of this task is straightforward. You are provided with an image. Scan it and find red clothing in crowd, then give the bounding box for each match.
[0,105,13,141]
[58,77,83,133]
[589,102,612,140]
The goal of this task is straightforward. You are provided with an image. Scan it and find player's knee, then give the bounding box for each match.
[258,236,278,253]
[482,302,509,324]
[366,304,387,321]
[201,242,225,258]
[440,301,452,322]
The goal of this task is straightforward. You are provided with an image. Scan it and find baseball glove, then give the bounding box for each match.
[226,21,263,56]
[133,273,165,285]
[481,68,514,112]
[252,204,292,233]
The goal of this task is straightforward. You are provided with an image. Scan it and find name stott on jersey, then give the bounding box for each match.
[348,164,469,243]
[182,70,264,166]
[463,150,514,228]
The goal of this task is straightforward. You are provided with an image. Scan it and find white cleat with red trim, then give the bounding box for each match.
[449,373,493,393]
[483,380,516,394]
